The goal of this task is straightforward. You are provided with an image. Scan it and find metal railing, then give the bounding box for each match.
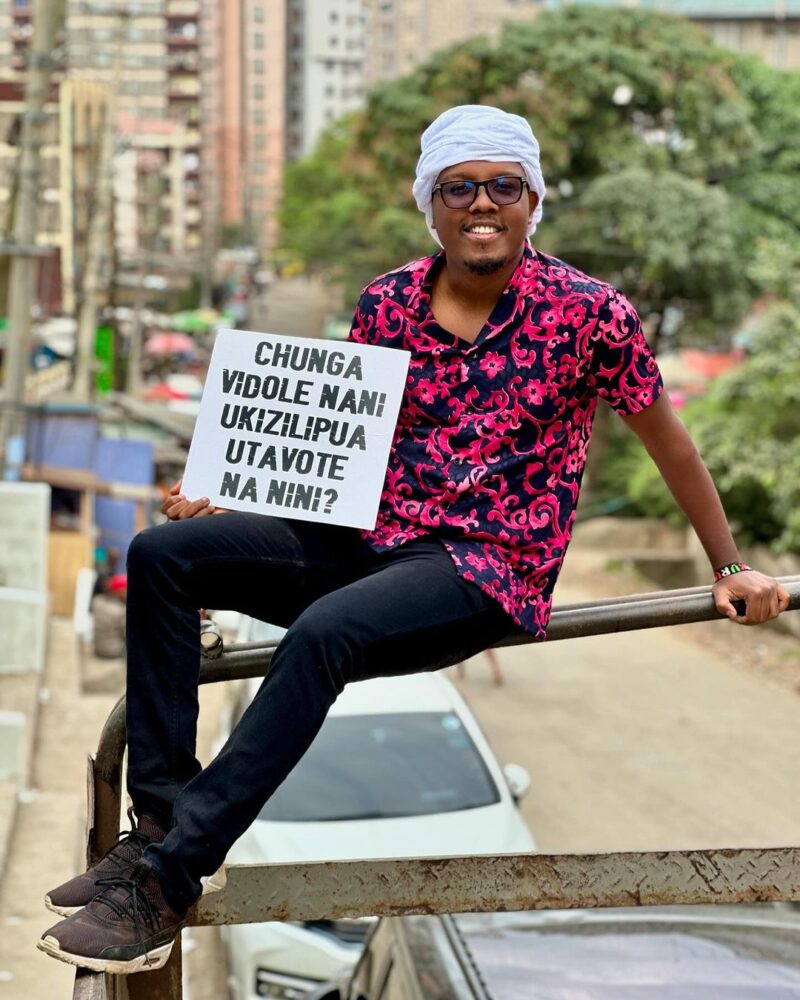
[74,577,800,999]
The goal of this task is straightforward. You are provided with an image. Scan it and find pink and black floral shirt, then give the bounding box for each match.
[349,245,663,639]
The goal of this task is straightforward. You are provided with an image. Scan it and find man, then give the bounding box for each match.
[39,105,789,973]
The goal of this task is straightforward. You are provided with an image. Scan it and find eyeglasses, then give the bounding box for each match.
[432,175,529,209]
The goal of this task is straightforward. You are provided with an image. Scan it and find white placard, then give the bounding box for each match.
[182,330,410,530]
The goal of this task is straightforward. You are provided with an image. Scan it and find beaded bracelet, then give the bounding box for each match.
[713,561,752,581]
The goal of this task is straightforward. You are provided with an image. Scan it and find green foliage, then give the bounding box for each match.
[557,167,749,344]
[591,409,679,523]
[279,6,790,323]
[598,259,800,553]
[722,54,800,238]
[685,301,800,552]
[748,236,800,302]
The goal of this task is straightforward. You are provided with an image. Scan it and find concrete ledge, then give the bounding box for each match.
[621,551,697,591]
[0,710,26,780]
[0,673,41,885]
[0,777,17,887]
[572,516,688,553]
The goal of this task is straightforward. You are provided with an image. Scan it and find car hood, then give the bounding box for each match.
[227,802,535,865]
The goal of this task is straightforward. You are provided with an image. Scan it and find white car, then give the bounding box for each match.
[222,644,535,1000]
[313,904,800,1000]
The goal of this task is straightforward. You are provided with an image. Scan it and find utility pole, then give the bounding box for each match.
[71,13,126,402]
[0,0,66,478]
[125,254,147,396]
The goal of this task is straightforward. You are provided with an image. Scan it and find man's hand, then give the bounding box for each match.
[161,479,227,521]
[712,570,790,626]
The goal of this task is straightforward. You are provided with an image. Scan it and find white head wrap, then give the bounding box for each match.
[412,105,546,247]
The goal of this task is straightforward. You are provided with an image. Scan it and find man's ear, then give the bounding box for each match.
[528,191,539,216]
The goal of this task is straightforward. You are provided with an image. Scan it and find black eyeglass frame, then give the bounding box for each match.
[432,175,530,209]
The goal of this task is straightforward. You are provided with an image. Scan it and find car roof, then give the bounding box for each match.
[329,672,459,717]
[247,670,462,717]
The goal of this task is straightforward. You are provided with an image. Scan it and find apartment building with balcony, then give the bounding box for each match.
[0,75,63,313]
[363,0,543,86]
[0,0,36,83]
[166,0,203,252]
[364,0,800,84]
[1,0,206,310]
[65,0,169,117]
[545,0,800,69]
[286,0,366,158]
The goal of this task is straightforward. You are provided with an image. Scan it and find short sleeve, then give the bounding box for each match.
[588,289,663,415]
[347,292,369,345]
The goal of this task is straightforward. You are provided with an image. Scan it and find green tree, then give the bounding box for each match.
[279,6,792,331]
[557,168,749,351]
[600,236,800,552]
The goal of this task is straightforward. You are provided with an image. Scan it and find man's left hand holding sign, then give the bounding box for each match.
[161,479,227,520]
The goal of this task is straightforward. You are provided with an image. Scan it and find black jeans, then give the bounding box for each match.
[125,513,514,909]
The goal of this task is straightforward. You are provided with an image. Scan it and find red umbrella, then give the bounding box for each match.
[144,332,198,357]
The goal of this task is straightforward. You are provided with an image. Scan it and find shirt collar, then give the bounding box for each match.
[412,243,539,350]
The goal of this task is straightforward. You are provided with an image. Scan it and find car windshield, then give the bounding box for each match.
[258,712,500,822]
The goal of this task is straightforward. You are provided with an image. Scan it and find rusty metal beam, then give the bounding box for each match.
[125,947,182,1000]
[72,970,107,1000]
[87,696,126,862]
[72,970,124,1000]
[192,847,800,926]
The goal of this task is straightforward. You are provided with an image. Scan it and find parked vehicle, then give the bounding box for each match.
[310,902,800,1000]
[222,661,535,1000]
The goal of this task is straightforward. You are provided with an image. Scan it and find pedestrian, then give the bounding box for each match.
[90,573,127,660]
[39,104,790,974]
[455,648,504,686]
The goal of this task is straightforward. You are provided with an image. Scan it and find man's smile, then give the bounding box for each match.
[462,222,506,242]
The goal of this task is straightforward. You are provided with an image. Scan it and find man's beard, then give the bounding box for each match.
[464,256,506,276]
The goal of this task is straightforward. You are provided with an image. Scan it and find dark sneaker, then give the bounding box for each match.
[45,809,166,917]
[38,861,187,974]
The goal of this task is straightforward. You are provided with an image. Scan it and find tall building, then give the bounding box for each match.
[0,0,33,82]
[544,1,800,69]
[65,0,169,117]
[0,75,64,314]
[201,0,366,256]
[286,0,366,159]
[165,0,203,252]
[363,0,544,86]
[365,0,800,83]
[0,0,206,315]
[63,0,205,259]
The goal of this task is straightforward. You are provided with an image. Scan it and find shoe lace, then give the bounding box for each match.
[93,871,165,967]
[105,807,151,862]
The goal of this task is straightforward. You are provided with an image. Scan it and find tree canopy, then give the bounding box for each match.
[279,6,800,341]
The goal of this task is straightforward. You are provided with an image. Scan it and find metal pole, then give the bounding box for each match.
[124,257,147,396]
[71,14,126,402]
[0,0,66,476]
